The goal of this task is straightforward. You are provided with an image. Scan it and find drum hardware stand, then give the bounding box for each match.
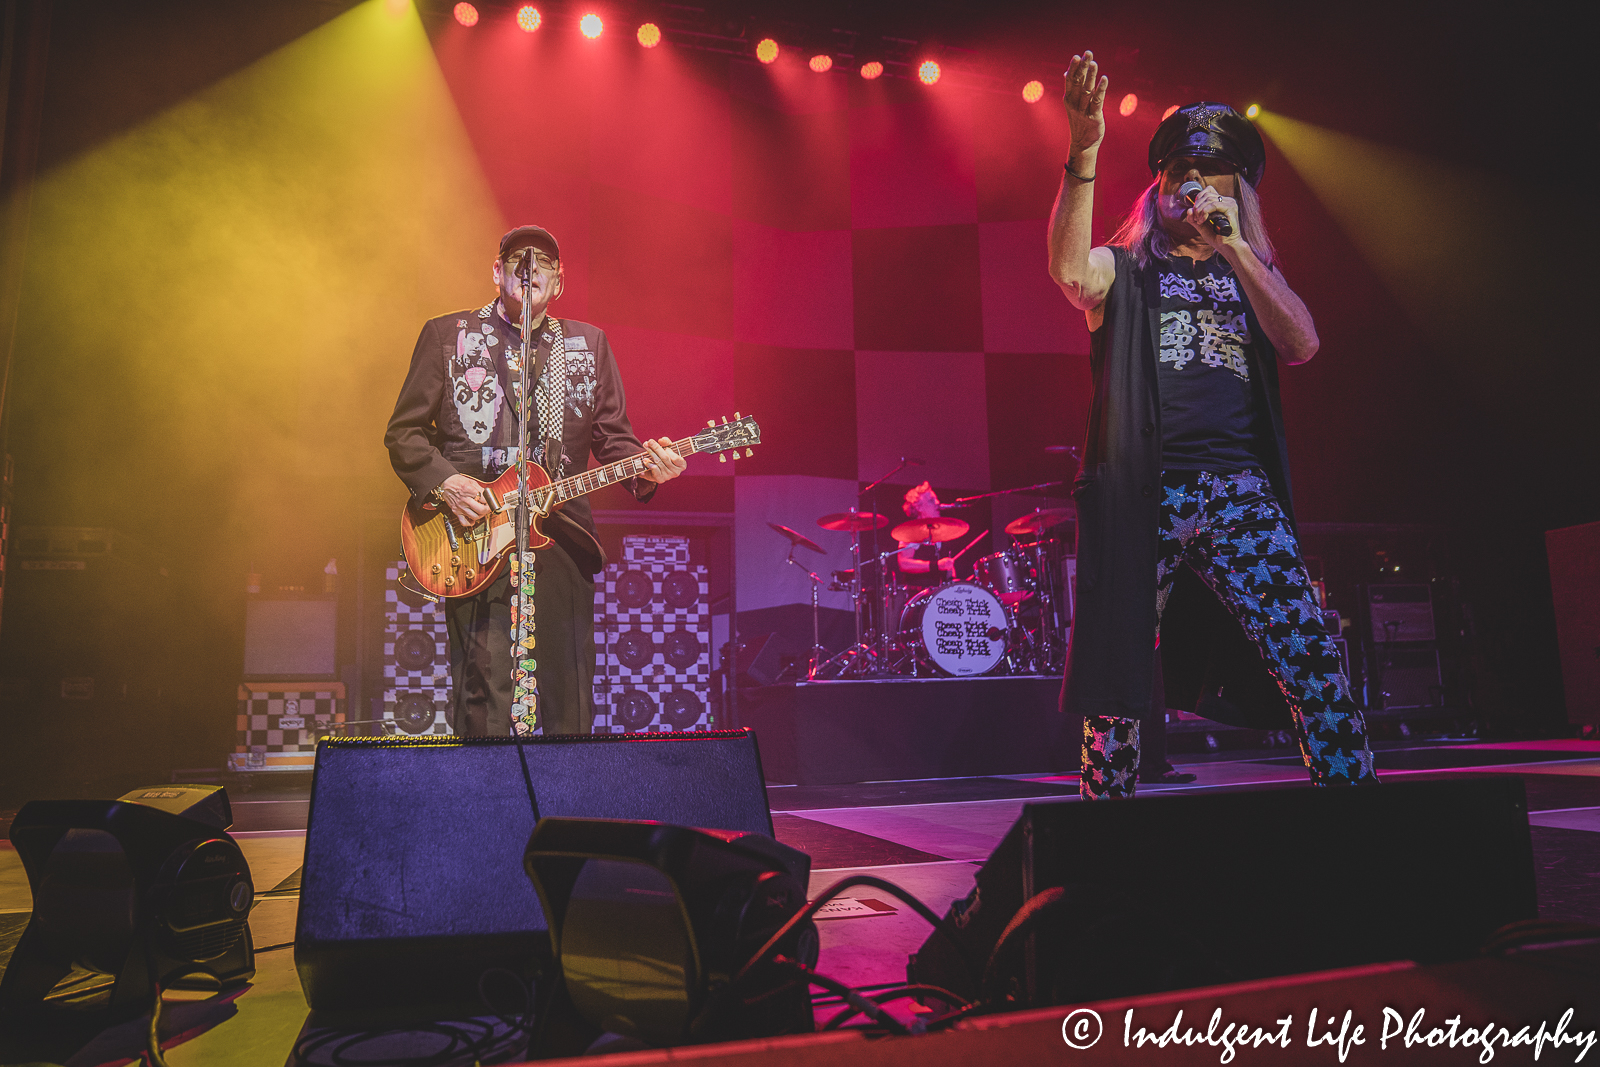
[780,546,827,679]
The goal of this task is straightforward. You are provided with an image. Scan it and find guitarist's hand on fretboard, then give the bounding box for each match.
[436,473,491,526]
[637,437,688,484]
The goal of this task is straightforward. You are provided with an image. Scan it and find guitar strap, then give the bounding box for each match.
[509,316,566,736]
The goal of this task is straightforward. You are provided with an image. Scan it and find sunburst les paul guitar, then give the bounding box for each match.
[400,414,760,599]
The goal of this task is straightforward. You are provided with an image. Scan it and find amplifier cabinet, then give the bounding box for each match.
[382,562,452,736]
[233,681,346,770]
[593,536,712,734]
[1372,647,1443,711]
[1366,583,1436,643]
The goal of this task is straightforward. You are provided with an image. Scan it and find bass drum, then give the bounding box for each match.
[898,582,1008,677]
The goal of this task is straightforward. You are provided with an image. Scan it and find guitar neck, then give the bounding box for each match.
[530,435,704,511]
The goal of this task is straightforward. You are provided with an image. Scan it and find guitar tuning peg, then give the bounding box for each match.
[708,419,716,428]
[745,448,753,457]
[721,416,728,424]
[734,411,741,419]
[719,453,727,463]
[731,451,739,460]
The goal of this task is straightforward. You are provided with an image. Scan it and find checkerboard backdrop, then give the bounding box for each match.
[593,536,712,733]
[232,682,345,771]
[433,40,1123,630]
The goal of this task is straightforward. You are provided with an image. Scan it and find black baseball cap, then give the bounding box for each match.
[1148,102,1266,188]
[498,224,560,261]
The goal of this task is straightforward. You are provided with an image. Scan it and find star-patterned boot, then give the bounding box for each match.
[1081,715,1141,799]
[1296,698,1378,785]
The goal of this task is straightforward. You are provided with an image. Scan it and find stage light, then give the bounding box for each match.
[516,5,541,32]
[1120,93,1139,116]
[860,60,883,80]
[1246,103,1260,119]
[756,38,779,64]
[1162,104,1179,120]
[809,54,833,73]
[918,59,941,85]
[384,0,408,15]
[453,2,478,26]
[1022,79,1044,103]
[579,13,603,38]
[525,818,817,1047]
[0,786,255,1036]
[637,22,661,47]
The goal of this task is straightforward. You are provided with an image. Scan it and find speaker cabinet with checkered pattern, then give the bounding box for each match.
[383,561,452,735]
[593,536,712,733]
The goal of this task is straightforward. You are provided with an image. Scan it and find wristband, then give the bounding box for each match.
[1064,162,1095,182]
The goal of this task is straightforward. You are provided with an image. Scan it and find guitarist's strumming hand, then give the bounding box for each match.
[437,473,491,527]
[638,437,687,485]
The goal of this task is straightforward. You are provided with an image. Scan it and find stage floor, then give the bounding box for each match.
[2,739,1598,1064]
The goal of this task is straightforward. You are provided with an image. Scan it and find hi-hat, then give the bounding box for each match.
[818,511,889,532]
[768,522,824,554]
[891,517,970,544]
[1004,507,1076,536]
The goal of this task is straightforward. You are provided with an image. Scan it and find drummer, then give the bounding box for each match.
[896,482,957,587]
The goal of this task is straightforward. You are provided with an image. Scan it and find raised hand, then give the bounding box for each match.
[1063,51,1109,158]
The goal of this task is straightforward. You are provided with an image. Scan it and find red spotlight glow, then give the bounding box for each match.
[809,54,833,73]
[859,60,883,80]
[1022,80,1044,103]
[516,5,541,31]
[1120,93,1139,116]
[755,38,779,64]
[637,22,661,47]
[579,13,602,38]
[453,1,478,26]
[1162,104,1179,120]
[917,60,941,85]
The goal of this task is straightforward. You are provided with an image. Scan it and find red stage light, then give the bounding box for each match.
[452,2,478,26]
[637,22,661,47]
[579,13,603,38]
[1120,93,1138,116]
[1162,104,1179,120]
[809,54,833,73]
[1022,80,1044,103]
[859,60,883,80]
[755,38,779,64]
[516,5,541,32]
[917,60,941,85]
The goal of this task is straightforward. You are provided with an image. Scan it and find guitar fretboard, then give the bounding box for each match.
[530,435,702,511]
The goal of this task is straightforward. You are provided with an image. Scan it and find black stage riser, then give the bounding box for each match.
[739,678,1072,785]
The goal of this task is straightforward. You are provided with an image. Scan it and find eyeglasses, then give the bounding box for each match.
[505,249,558,273]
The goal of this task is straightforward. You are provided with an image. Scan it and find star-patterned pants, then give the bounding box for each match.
[1081,468,1378,799]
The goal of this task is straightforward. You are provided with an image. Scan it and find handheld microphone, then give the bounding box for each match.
[1179,180,1233,237]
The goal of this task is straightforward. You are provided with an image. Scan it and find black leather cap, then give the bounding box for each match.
[498,224,560,261]
[1148,102,1266,187]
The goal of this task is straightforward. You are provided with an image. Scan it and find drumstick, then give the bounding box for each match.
[949,530,990,566]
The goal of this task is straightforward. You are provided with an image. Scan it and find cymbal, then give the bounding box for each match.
[768,522,824,554]
[818,511,889,532]
[1004,507,1077,536]
[891,517,970,544]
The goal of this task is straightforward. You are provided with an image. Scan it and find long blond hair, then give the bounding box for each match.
[1107,175,1276,269]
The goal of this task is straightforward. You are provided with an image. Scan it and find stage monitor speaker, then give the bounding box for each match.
[908,778,1535,1009]
[293,730,774,1011]
[737,632,795,688]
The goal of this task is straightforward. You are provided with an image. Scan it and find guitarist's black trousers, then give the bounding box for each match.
[442,536,598,736]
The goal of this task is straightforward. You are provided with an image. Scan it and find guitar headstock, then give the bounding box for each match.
[695,414,761,461]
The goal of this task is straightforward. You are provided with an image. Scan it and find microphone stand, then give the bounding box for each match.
[513,258,535,722]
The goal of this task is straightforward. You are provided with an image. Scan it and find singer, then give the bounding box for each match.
[385,225,686,737]
[1046,54,1376,797]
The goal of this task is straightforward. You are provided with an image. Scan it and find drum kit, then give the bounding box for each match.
[768,458,1079,680]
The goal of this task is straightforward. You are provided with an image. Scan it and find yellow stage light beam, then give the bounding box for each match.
[16,0,504,526]
[1253,109,1534,358]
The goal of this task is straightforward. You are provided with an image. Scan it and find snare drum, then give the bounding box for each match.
[898,582,1008,676]
[973,549,1035,606]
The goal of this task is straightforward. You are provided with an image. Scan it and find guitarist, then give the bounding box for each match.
[385,225,686,737]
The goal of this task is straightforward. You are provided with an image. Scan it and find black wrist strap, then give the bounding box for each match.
[1064,162,1095,182]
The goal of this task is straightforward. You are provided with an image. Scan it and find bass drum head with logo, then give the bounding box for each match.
[899,582,1007,676]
